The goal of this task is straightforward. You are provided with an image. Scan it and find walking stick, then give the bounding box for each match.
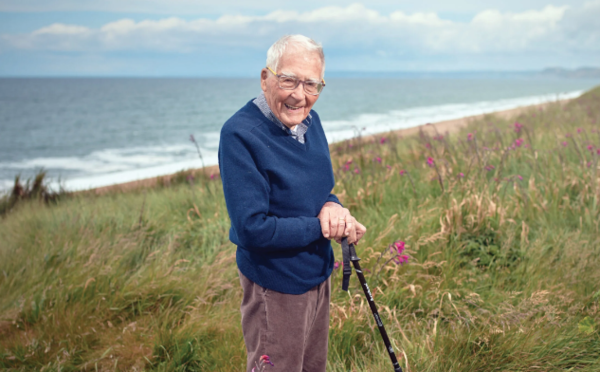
[341,237,403,372]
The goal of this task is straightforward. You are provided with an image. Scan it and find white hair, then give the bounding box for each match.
[266,35,325,79]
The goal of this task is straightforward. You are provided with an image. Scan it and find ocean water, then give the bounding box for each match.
[1,77,598,192]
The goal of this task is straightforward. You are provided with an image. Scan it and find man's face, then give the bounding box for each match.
[261,47,323,129]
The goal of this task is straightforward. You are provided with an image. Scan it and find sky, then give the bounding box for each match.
[0,0,599,76]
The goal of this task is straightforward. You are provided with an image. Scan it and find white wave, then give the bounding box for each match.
[323,90,583,143]
[0,143,216,192]
[0,90,583,193]
[58,151,218,191]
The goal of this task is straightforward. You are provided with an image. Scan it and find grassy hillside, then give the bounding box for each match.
[1,87,600,371]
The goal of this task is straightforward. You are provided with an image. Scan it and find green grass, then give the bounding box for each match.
[1,86,600,371]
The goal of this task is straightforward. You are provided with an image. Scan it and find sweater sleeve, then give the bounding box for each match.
[326,193,342,207]
[219,127,323,253]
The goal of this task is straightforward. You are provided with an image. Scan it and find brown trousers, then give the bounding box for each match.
[238,270,331,372]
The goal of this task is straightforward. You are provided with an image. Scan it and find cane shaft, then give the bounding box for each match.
[351,258,403,372]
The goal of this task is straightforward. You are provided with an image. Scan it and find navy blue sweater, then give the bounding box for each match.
[218,99,340,294]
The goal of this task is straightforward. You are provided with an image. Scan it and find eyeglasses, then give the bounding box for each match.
[266,67,326,96]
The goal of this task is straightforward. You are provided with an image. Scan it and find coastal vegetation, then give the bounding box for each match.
[1,86,600,371]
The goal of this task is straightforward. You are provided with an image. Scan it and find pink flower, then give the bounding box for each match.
[390,241,405,255]
[393,255,410,265]
[577,128,583,133]
[260,355,274,366]
[354,168,360,174]
[467,133,474,141]
[514,122,523,133]
[561,141,568,147]
[399,169,406,176]
[514,138,524,147]
[380,137,387,144]
[386,165,392,170]
[252,354,274,371]
[209,173,216,180]
[587,145,594,151]
[375,157,382,163]
[485,165,495,171]
[565,133,572,138]
[343,164,350,171]
[348,144,353,148]
[597,149,600,155]
[334,261,342,269]
[458,172,465,178]
[427,157,435,167]
[425,143,431,149]
[517,175,523,180]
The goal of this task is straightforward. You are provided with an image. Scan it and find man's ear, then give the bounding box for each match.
[260,69,268,92]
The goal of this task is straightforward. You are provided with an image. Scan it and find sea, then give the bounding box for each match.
[1,77,599,193]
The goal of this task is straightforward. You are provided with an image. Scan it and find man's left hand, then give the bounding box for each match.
[317,202,365,245]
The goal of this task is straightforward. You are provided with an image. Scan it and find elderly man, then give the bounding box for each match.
[218,35,366,371]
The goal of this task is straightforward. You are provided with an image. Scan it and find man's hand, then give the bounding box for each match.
[317,202,366,245]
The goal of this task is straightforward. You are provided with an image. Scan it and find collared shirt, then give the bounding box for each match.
[253,93,310,144]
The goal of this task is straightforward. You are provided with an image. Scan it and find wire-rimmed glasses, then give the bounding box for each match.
[266,67,326,96]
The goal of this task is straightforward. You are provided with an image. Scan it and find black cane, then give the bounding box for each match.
[341,237,403,372]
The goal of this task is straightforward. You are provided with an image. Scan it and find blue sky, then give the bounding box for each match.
[1,0,599,76]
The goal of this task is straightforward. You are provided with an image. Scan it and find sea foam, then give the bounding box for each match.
[0,90,584,193]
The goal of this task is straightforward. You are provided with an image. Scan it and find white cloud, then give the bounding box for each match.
[0,0,590,15]
[1,2,599,58]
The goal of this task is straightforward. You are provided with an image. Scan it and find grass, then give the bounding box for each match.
[1,86,600,371]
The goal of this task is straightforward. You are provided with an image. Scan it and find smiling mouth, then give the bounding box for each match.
[285,103,302,111]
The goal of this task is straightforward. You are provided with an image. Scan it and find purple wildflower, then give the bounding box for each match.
[260,355,274,366]
[467,133,474,141]
[399,169,406,176]
[390,241,405,255]
[514,122,523,133]
[561,141,568,147]
[427,157,435,167]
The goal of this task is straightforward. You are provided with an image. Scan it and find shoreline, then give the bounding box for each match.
[88,98,567,195]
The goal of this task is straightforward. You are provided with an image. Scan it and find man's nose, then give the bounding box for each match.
[289,81,305,99]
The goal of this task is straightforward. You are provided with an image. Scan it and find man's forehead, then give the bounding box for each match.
[277,50,323,78]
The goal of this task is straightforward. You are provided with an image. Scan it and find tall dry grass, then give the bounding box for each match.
[1,86,599,371]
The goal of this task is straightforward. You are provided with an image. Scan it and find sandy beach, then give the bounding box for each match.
[90,99,564,195]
